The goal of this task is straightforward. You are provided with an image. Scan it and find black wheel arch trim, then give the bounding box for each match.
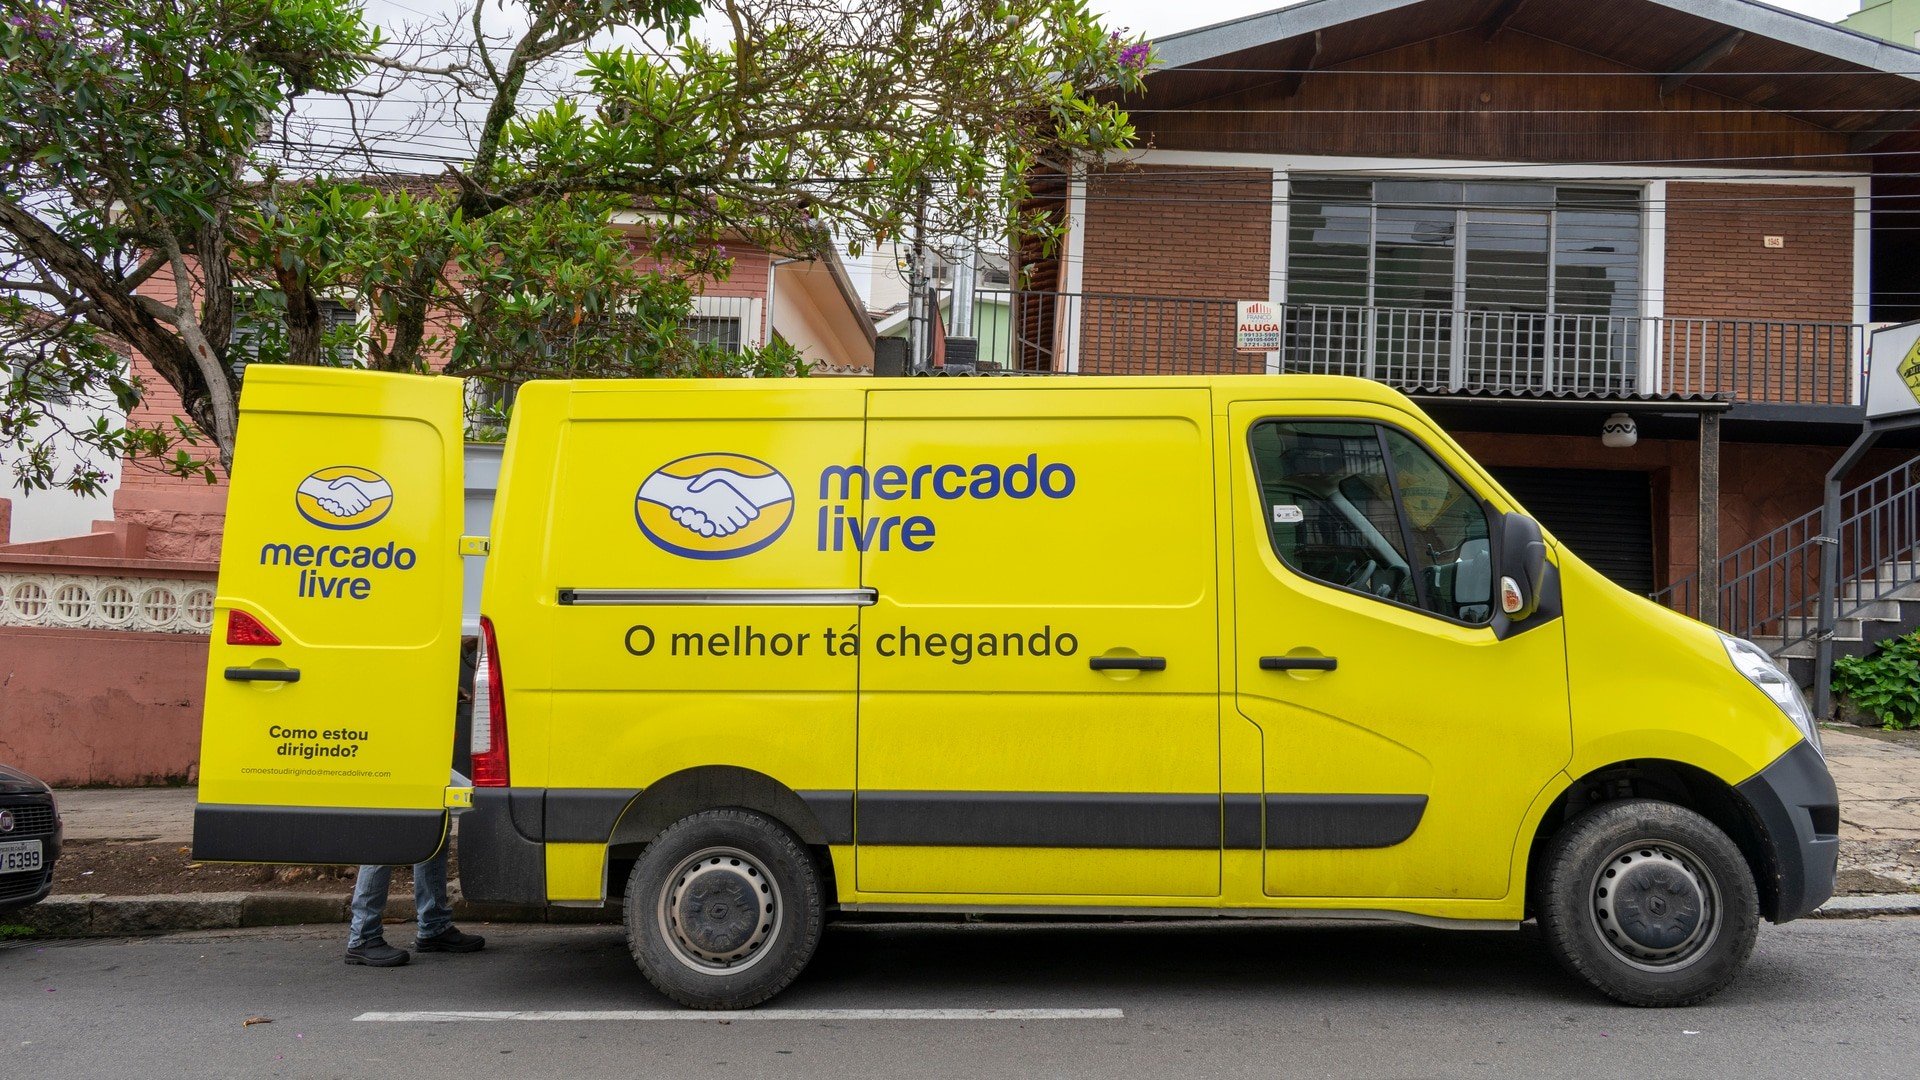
[1533,746,1837,924]
[1734,740,1839,923]
[607,767,844,850]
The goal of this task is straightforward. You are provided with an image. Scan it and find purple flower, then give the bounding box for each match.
[1118,43,1151,71]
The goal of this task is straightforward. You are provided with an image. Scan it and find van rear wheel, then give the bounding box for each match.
[1536,799,1758,1007]
[624,809,823,1009]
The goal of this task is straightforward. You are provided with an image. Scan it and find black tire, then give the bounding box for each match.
[623,809,823,1009]
[1536,799,1759,1007]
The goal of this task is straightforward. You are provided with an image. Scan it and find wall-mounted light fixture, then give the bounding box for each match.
[1601,412,1638,449]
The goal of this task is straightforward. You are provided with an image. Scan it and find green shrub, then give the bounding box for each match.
[1833,631,1920,730]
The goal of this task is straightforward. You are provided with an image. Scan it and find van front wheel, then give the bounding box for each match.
[624,809,823,1009]
[1537,799,1758,1007]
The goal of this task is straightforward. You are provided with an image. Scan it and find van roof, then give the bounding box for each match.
[551,373,1416,408]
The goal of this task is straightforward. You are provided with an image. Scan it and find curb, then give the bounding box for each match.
[1808,893,1920,919]
[4,891,618,937]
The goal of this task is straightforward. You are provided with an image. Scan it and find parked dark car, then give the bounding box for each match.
[0,763,61,913]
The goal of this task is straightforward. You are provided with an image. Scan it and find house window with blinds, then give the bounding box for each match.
[1283,179,1643,396]
[681,314,745,353]
[229,297,360,378]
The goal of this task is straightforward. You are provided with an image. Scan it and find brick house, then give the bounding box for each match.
[1000,0,1920,664]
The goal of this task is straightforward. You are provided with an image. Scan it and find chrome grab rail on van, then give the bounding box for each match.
[557,588,878,607]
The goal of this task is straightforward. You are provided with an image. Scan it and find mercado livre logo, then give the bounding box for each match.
[294,465,395,530]
[635,453,797,560]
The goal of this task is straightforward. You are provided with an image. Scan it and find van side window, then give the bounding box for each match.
[1380,429,1494,625]
[1249,421,1494,625]
[1248,422,1418,607]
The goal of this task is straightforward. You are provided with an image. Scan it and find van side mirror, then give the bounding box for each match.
[1498,513,1549,621]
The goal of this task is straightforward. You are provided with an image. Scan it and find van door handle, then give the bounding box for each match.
[225,667,301,683]
[1260,656,1337,672]
[1089,656,1166,672]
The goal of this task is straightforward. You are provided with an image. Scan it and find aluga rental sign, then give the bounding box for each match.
[1237,301,1281,352]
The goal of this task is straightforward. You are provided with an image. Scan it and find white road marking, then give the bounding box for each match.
[354,1008,1124,1022]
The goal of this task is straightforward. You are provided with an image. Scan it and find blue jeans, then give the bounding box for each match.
[348,848,453,949]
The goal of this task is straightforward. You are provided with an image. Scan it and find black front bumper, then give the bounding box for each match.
[1736,740,1839,923]
[0,795,62,913]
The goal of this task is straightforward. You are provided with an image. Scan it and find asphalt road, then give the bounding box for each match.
[4,916,1918,1079]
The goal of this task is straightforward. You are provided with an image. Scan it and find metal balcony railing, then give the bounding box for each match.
[979,291,1863,405]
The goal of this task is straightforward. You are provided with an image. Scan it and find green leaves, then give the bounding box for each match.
[1833,632,1920,730]
[2,0,1150,484]
[1,0,375,479]
[0,295,203,496]
[495,0,1152,271]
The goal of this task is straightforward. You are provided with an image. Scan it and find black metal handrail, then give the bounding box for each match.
[1650,457,1920,652]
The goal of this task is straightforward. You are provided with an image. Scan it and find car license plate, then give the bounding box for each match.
[0,840,43,873]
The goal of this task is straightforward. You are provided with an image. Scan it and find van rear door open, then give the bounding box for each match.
[193,367,467,866]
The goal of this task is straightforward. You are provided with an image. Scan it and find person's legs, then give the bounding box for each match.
[412,843,486,953]
[412,847,454,941]
[348,864,395,949]
[345,864,411,966]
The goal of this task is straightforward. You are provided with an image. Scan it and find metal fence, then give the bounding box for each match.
[1650,457,1920,652]
[979,290,1863,404]
[1659,318,1859,406]
[1279,305,1643,395]
[678,295,761,353]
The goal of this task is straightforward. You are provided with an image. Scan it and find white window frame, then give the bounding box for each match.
[1108,149,1869,398]
[688,295,765,352]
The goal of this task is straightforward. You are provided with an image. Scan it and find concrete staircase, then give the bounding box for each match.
[1753,560,1920,688]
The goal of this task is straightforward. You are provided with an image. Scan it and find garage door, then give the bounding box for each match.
[1487,467,1655,595]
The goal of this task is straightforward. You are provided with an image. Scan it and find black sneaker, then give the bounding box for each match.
[344,939,410,967]
[416,927,486,954]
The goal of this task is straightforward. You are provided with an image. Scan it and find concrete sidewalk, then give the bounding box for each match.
[53,785,196,842]
[1827,727,1920,892]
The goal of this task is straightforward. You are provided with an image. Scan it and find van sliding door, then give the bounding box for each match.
[854,387,1222,900]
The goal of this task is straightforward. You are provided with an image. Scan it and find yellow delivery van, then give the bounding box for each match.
[194,367,1836,1010]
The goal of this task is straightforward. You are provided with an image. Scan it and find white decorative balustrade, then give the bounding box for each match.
[0,572,216,635]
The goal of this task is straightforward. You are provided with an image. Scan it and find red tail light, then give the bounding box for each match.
[472,616,510,787]
[226,610,281,646]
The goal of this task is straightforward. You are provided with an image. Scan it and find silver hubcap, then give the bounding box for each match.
[657,847,781,974]
[1589,840,1720,972]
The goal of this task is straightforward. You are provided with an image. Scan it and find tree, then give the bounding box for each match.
[1,0,373,492]
[1,0,1150,491]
